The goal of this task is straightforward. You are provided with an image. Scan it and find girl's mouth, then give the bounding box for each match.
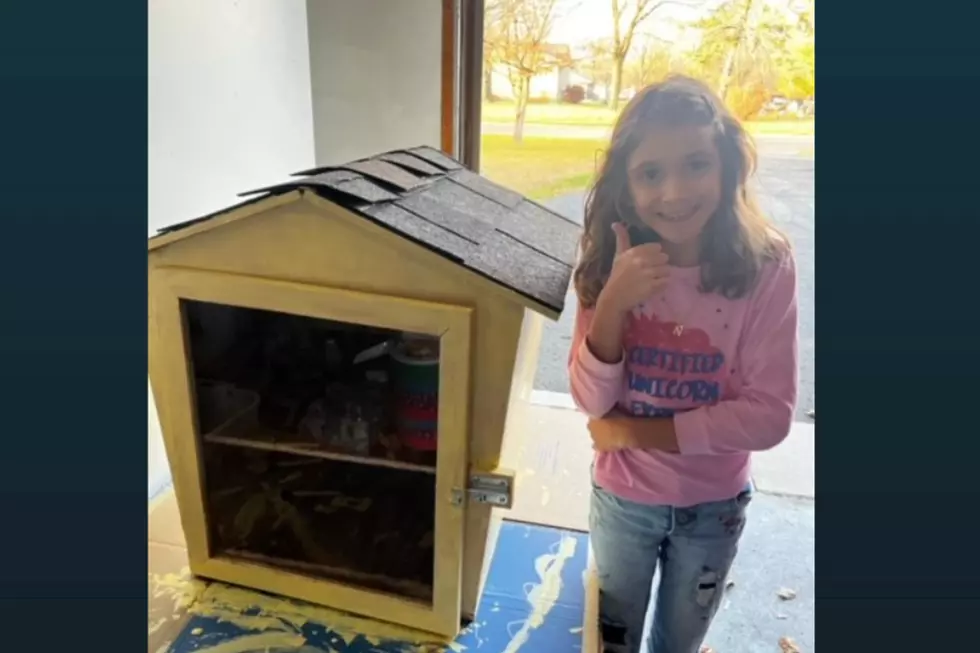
[658,204,700,223]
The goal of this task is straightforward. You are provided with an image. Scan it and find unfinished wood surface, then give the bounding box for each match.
[225,550,432,600]
[149,275,213,570]
[151,191,560,321]
[148,191,303,252]
[500,310,546,473]
[205,430,437,474]
[460,307,536,617]
[149,267,473,636]
[196,555,460,635]
[582,541,601,653]
[149,198,529,622]
[468,309,546,610]
[160,267,468,338]
[431,300,471,628]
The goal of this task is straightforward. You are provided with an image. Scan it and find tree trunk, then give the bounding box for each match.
[718,0,756,105]
[513,74,531,143]
[484,64,493,100]
[717,48,737,103]
[609,55,625,110]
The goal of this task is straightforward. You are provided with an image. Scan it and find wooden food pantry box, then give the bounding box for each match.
[147,146,580,637]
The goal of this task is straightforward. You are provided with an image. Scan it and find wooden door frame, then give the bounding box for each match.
[441,0,457,158]
[148,266,473,637]
[442,0,483,171]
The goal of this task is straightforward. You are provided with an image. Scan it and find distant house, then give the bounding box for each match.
[586,82,638,104]
[487,43,589,101]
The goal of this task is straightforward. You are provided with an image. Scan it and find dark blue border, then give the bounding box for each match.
[0,1,147,648]
[4,0,980,650]
[819,1,980,648]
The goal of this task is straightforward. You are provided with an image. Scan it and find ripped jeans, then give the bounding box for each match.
[589,482,752,653]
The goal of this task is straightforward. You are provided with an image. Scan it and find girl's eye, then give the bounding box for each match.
[642,167,661,181]
[688,159,711,173]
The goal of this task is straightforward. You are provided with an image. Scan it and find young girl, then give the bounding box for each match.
[568,76,798,653]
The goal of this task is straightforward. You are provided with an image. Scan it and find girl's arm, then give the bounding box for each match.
[616,254,799,455]
[567,299,629,418]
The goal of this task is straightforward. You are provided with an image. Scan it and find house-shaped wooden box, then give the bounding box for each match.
[147,146,580,637]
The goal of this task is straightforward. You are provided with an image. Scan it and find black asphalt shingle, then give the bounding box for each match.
[150,145,580,315]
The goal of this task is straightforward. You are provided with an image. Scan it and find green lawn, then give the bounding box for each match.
[482,101,814,136]
[483,101,619,126]
[480,123,814,202]
[480,134,605,201]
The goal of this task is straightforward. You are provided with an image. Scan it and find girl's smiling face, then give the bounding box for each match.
[626,125,723,256]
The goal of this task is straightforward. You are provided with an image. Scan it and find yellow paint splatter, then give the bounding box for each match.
[148,567,449,651]
[448,642,467,652]
[501,536,577,653]
[191,627,204,636]
[150,569,208,614]
[540,486,551,507]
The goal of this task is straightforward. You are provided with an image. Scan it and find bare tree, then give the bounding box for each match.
[485,0,563,142]
[715,0,756,102]
[691,0,793,105]
[626,34,673,89]
[609,0,698,109]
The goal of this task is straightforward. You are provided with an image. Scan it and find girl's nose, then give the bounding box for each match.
[661,175,687,203]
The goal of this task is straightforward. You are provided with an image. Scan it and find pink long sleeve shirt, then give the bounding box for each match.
[569,254,799,508]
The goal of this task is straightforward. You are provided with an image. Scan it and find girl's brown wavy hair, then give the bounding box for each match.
[574,75,787,308]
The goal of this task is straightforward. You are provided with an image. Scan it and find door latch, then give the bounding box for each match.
[451,471,514,509]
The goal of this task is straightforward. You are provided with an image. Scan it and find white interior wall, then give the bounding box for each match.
[148,0,445,499]
[147,0,316,498]
[306,0,443,166]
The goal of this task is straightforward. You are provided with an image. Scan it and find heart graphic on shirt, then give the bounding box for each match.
[625,311,721,358]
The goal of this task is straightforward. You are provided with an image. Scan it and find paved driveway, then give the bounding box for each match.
[535,138,816,420]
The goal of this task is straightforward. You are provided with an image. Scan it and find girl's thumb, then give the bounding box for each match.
[611,222,631,255]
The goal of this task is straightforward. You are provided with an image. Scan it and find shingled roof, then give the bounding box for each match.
[150,145,582,316]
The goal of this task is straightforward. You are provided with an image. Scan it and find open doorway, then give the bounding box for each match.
[472,1,814,425]
[463,4,815,651]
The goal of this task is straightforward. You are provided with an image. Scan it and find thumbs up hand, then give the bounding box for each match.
[611,222,636,257]
[598,223,671,315]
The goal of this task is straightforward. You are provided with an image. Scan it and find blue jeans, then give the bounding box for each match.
[590,482,753,653]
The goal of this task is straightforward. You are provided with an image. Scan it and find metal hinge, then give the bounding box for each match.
[451,470,514,509]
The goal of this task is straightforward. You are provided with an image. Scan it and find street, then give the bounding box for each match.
[535,136,816,421]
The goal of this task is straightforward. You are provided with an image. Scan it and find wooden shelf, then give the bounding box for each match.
[204,428,436,475]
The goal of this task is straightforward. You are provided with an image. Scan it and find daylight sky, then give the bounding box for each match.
[549,0,801,48]
[550,0,707,46]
